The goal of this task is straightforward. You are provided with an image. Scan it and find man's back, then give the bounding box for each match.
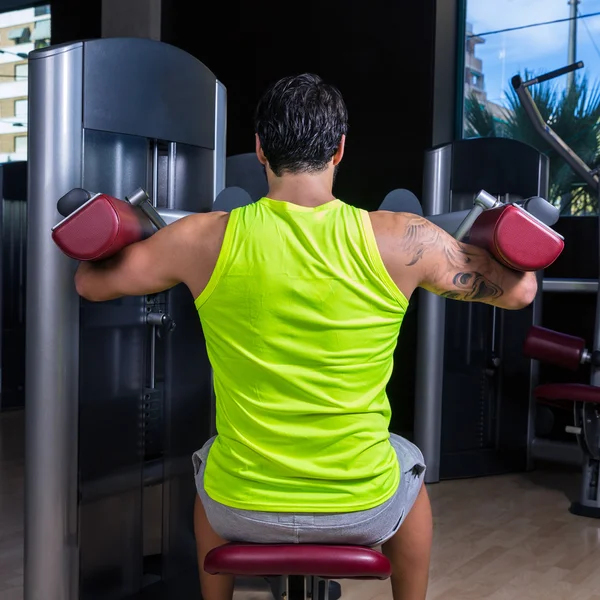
[196,197,407,512]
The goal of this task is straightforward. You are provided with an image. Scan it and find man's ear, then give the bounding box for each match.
[255,133,267,165]
[333,134,346,166]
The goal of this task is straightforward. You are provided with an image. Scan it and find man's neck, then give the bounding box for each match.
[266,173,335,207]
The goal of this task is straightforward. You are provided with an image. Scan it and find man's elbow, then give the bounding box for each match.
[74,265,106,302]
[74,268,94,301]
[506,273,539,310]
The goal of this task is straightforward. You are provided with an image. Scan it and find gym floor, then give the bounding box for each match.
[2,411,600,600]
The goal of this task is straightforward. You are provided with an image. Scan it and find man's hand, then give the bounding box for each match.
[372,211,538,310]
[74,212,228,302]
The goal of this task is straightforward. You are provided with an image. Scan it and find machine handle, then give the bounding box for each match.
[125,187,168,230]
[511,69,599,194]
[453,190,502,241]
[57,188,93,217]
[147,311,177,336]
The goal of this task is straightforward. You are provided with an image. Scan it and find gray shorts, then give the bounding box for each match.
[192,433,426,548]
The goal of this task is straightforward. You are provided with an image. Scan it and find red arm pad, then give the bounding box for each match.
[468,204,564,271]
[523,325,585,370]
[51,193,155,261]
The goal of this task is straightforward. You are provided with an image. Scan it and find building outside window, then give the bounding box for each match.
[34,5,50,17]
[0,4,50,162]
[14,98,26,116]
[460,0,600,216]
[14,134,26,153]
[14,63,27,81]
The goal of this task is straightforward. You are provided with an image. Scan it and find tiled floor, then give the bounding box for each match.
[3,409,600,599]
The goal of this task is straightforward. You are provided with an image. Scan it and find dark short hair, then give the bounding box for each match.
[254,73,348,177]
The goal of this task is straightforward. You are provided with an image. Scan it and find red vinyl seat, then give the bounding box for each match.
[534,383,600,404]
[204,543,392,580]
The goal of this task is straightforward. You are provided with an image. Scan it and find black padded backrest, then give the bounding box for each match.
[226,153,268,202]
[379,188,423,215]
[213,186,253,212]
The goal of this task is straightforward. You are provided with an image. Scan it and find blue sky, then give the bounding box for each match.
[467,0,600,105]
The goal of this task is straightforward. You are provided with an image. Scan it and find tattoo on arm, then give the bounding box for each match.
[440,272,503,301]
[400,215,505,302]
[401,216,441,266]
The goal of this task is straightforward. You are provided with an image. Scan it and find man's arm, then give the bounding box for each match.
[74,212,227,302]
[373,212,538,310]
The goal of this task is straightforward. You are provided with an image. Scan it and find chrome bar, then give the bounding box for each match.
[156,207,194,225]
[542,278,599,293]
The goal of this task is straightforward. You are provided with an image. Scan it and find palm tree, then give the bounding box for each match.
[464,73,600,215]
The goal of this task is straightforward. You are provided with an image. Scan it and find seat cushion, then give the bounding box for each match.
[535,383,600,404]
[204,543,392,580]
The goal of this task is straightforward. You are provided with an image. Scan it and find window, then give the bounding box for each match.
[14,99,27,117]
[0,5,51,162]
[14,64,28,81]
[35,4,51,16]
[31,18,50,47]
[14,136,27,154]
[8,27,31,45]
[461,1,600,216]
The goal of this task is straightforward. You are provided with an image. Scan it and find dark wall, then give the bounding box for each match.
[49,0,102,43]
[161,1,438,211]
[49,0,438,210]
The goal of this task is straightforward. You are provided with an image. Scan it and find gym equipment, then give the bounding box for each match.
[380,187,563,271]
[225,153,268,202]
[52,190,156,261]
[415,137,551,482]
[0,161,27,411]
[52,185,254,262]
[524,326,600,518]
[26,38,226,600]
[466,203,563,271]
[34,38,374,600]
[206,544,390,600]
[212,185,254,212]
[513,61,600,518]
[379,188,423,214]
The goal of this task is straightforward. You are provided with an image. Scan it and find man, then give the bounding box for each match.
[75,73,538,600]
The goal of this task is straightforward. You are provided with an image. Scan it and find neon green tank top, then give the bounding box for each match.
[195,197,408,512]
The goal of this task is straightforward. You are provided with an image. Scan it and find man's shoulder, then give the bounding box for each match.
[164,210,230,255]
[368,209,423,235]
[174,210,230,234]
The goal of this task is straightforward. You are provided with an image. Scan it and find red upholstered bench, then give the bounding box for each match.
[524,326,600,519]
[534,382,600,405]
[204,543,391,599]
